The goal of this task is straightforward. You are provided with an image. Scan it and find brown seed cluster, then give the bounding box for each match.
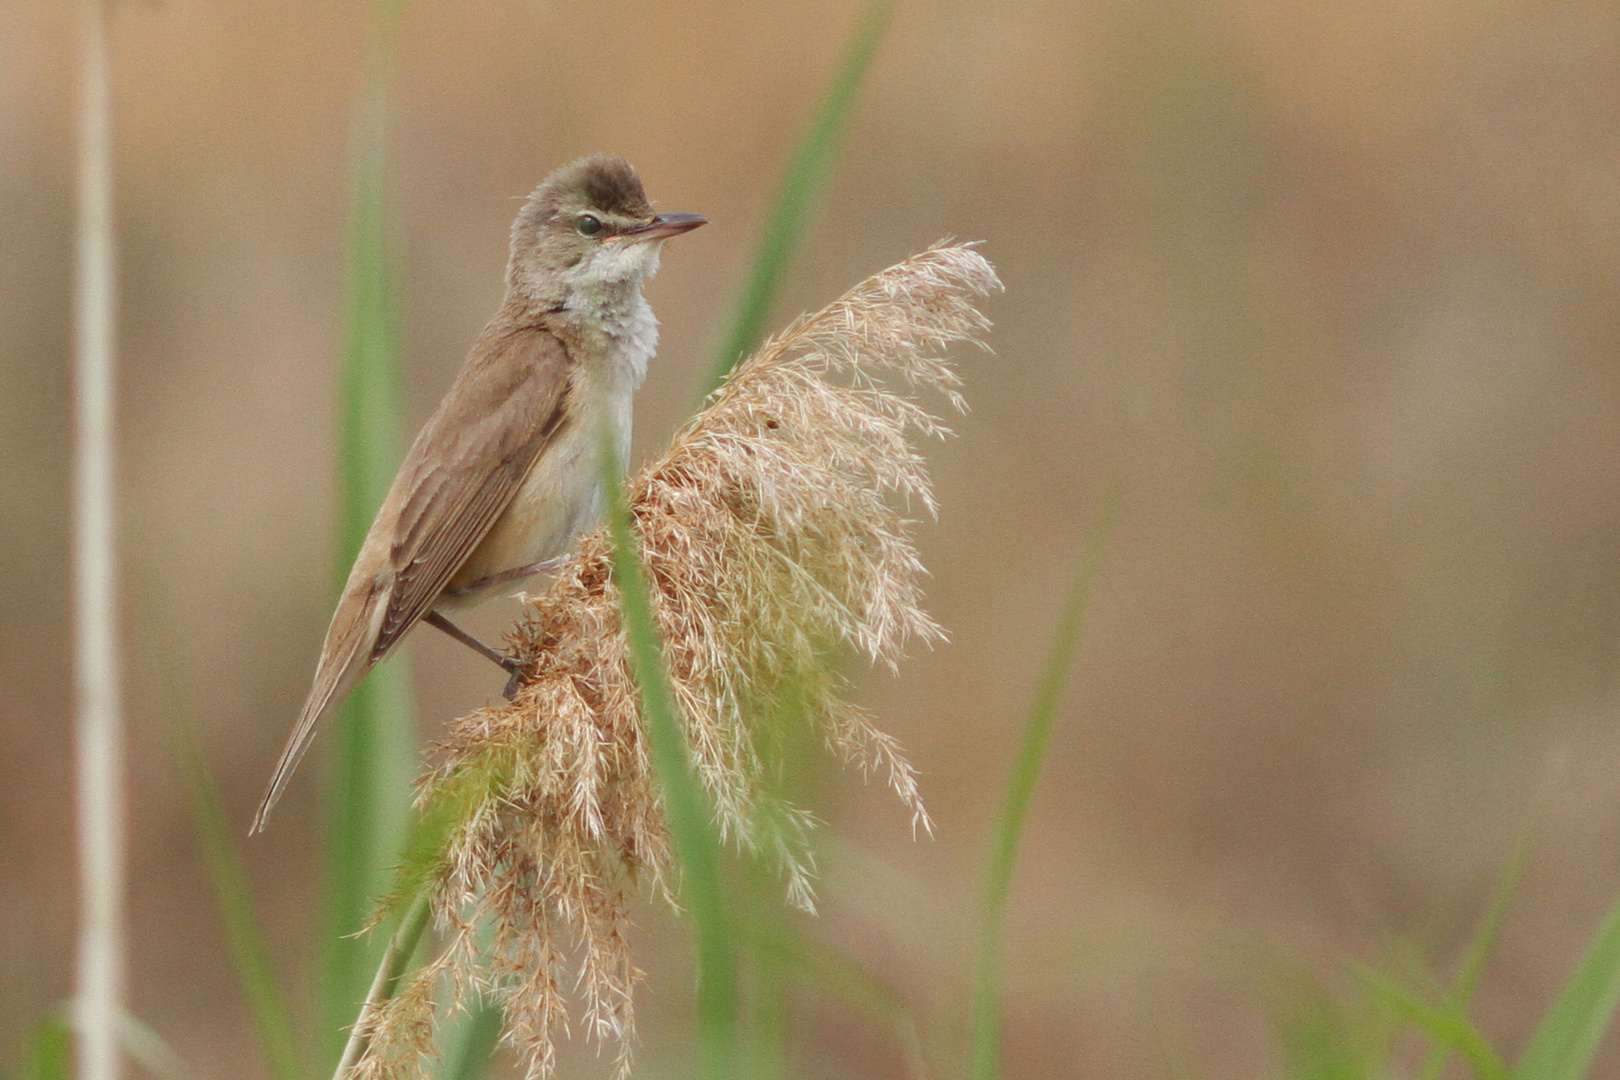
[354,244,1000,1079]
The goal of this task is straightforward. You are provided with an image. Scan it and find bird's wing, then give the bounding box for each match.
[373,331,574,658]
[251,327,573,832]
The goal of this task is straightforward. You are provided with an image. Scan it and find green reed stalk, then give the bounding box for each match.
[1417,837,1529,1080]
[704,0,895,392]
[176,721,307,1080]
[1355,967,1512,1080]
[970,502,1114,1080]
[331,894,433,1080]
[598,414,739,1078]
[20,1014,73,1080]
[325,0,417,1067]
[1517,879,1620,1080]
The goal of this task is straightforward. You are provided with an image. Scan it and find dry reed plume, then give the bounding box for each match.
[351,243,1001,1079]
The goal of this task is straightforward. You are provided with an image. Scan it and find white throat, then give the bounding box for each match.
[562,240,663,391]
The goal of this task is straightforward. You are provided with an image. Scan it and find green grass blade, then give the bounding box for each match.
[1270,974,1380,1080]
[703,0,896,392]
[740,853,789,1080]
[1356,967,1512,1080]
[1515,882,1620,1080]
[175,721,307,1080]
[22,1014,72,1080]
[1453,840,1531,1004]
[324,0,417,1066]
[597,416,738,1078]
[1418,836,1531,1080]
[970,498,1115,1080]
[734,674,826,1080]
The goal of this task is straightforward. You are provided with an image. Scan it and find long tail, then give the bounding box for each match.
[250,584,385,833]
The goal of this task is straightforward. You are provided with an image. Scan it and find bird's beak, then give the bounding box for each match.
[617,212,708,243]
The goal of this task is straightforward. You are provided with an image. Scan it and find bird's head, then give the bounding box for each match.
[508,155,706,310]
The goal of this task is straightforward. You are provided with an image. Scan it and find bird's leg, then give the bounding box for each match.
[423,610,512,669]
[423,610,526,700]
[445,555,569,598]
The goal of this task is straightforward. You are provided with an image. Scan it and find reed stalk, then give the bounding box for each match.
[72,0,125,1076]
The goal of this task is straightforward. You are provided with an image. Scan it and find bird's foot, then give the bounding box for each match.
[499,655,529,699]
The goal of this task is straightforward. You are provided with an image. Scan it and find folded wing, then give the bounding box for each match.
[251,326,572,832]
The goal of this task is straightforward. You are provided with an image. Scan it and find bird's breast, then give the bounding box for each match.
[443,333,645,607]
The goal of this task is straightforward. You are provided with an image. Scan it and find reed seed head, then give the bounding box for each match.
[355,243,1000,1080]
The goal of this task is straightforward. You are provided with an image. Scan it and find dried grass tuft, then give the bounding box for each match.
[356,243,1000,1079]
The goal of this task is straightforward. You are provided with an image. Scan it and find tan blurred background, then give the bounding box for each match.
[9,0,1620,1075]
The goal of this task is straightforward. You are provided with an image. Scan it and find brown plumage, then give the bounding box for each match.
[252,156,705,833]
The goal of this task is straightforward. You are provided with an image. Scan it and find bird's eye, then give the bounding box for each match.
[576,214,603,237]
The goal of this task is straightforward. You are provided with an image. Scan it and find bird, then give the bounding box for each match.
[251,155,706,833]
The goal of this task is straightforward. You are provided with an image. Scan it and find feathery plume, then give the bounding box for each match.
[352,243,1000,1079]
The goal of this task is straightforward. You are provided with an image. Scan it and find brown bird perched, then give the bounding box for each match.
[252,155,706,833]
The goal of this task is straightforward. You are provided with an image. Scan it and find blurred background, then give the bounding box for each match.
[8,0,1620,1076]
